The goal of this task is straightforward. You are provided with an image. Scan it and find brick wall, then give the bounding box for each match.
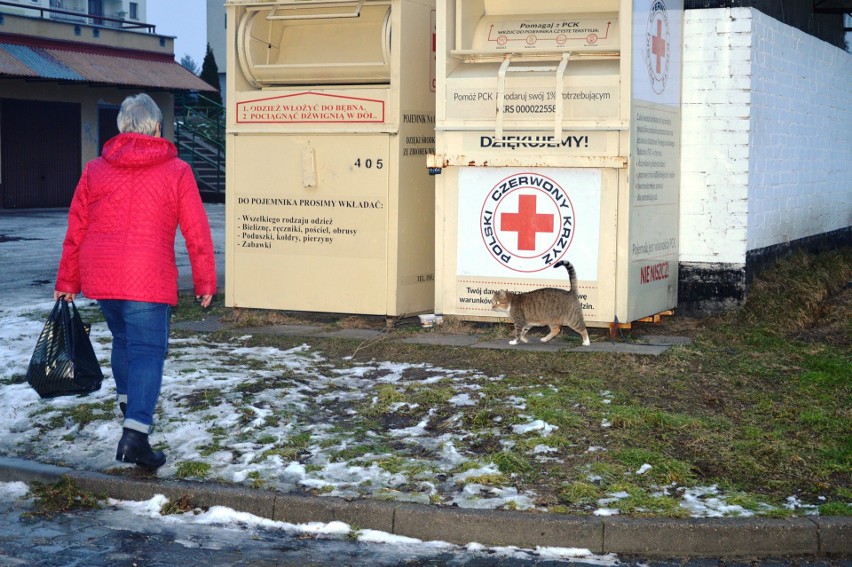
[680,8,753,266]
[678,8,852,311]
[748,9,852,251]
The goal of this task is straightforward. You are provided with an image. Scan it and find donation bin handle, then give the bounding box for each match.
[495,53,571,141]
[267,0,364,20]
[554,52,571,139]
[495,55,512,141]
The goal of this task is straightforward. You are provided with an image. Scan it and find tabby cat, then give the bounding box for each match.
[491,260,590,346]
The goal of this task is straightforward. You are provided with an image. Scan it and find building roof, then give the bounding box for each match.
[0,34,215,92]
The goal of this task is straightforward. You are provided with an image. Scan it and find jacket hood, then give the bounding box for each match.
[101,132,178,168]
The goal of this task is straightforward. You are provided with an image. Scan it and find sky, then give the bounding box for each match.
[145,0,209,68]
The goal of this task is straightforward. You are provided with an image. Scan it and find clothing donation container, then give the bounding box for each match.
[225,0,436,315]
[430,0,683,327]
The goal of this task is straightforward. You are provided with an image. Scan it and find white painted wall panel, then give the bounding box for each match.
[680,8,852,266]
[748,9,852,251]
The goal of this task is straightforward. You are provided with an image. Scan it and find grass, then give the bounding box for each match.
[25,477,105,518]
[160,494,201,515]
[31,400,116,432]
[130,248,852,516]
[175,461,212,479]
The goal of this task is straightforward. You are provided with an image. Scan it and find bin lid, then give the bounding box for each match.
[236,1,392,87]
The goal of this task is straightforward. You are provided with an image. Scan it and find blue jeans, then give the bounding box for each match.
[98,300,170,434]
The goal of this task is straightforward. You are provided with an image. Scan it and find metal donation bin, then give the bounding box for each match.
[430,0,683,327]
[225,0,437,316]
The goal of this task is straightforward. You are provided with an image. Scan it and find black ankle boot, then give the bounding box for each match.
[116,428,166,469]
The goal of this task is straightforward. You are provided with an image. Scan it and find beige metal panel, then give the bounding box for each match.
[227,134,391,314]
[622,0,683,322]
[390,113,438,314]
[435,165,619,327]
[226,0,436,316]
[480,0,621,16]
[433,0,682,327]
[237,2,392,87]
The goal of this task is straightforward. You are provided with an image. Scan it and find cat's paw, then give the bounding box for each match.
[582,338,591,346]
[540,337,551,343]
[520,336,529,343]
[509,339,519,345]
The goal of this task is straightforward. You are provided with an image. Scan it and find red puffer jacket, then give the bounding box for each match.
[56,133,217,306]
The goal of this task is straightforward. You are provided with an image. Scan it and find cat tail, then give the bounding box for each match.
[553,260,579,295]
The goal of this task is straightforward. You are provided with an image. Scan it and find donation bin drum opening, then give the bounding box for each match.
[430,0,683,328]
[226,0,437,316]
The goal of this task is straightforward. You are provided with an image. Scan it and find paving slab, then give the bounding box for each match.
[470,338,568,352]
[315,328,386,340]
[401,334,484,347]
[638,335,693,346]
[238,324,325,337]
[170,317,688,359]
[171,317,229,333]
[569,342,672,355]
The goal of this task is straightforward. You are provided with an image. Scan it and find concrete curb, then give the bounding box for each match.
[1,456,848,559]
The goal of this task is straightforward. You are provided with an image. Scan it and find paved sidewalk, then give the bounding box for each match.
[171,315,691,355]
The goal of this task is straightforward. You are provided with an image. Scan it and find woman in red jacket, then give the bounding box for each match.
[54,93,217,469]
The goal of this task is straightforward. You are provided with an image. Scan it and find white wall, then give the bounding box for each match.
[680,8,752,265]
[748,9,852,251]
[680,8,852,266]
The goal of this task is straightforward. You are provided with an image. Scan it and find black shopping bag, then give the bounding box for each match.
[26,299,103,398]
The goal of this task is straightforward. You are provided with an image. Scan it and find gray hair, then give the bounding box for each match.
[116,93,162,136]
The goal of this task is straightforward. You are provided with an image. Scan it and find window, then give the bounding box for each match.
[129,2,138,20]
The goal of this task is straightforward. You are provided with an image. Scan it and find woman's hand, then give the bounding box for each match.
[54,291,76,302]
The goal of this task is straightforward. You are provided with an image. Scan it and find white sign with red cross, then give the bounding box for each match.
[457,168,601,280]
[633,0,682,105]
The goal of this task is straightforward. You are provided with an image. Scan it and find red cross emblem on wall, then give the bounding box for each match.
[500,195,554,251]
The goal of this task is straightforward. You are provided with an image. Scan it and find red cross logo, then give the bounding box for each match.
[651,19,666,74]
[499,194,555,251]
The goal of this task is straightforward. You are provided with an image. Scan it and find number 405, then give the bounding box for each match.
[354,158,384,169]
